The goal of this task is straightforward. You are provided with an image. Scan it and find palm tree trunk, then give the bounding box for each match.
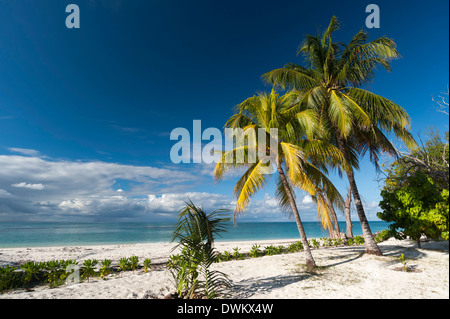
[344,186,353,238]
[324,193,341,239]
[346,169,382,255]
[336,136,382,256]
[276,158,317,268]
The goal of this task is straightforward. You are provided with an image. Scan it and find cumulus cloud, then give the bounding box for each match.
[8,148,41,157]
[0,189,13,198]
[0,153,336,223]
[11,182,45,190]
[147,192,233,213]
[0,154,205,221]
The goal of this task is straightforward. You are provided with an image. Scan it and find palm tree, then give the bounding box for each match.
[263,16,416,255]
[170,200,231,298]
[214,88,345,268]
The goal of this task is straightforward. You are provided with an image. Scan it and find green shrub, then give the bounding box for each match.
[100,259,112,279]
[354,236,365,245]
[81,259,98,283]
[143,258,151,273]
[264,245,276,256]
[232,247,244,260]
[309,239,320,249]
[118,257,131,273]
[288,241,303,252]
[217,251,232,262]
[20,261,43,284]
[249,244,262,258]
[0,265,23,292]
[129,256,139,271]
[374,230,391,243]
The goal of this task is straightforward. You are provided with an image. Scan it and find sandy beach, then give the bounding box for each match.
[0,238,448,299]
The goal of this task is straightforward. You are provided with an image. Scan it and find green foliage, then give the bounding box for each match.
[216,251,232,262]
[383,130,448,193]
[321,237,333,247]
[143,258,151,273]
[118,257,131,273]
[309,239,320,249]
[168,200,231,299]
[374,230,391,243]
[354,236,365,245]
[20,261,43,284]
[100,259,112,279]
[378,171,449,244]
[398,253,409,272]
[45,260,66,287]
[249,244,262,258]
[264,245,277,256]
[0,265,23,292]
[232,247,244,260]
[129,256,139,272]
[288,241,303,252]
[81,259,98,283]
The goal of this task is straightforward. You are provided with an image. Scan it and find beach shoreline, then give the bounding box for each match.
[0,238,448,299]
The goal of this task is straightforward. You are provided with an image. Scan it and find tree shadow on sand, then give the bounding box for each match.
[379,240,449,259]
[229,240,448,298]
[231,273,318,298]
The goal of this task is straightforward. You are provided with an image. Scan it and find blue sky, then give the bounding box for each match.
[0,0,448,223]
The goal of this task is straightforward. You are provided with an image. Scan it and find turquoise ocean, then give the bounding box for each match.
[0,221,391,248]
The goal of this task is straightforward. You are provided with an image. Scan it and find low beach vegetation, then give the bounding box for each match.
[0,230,388,294]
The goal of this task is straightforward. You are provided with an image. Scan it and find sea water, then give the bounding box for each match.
[0,221,391,248]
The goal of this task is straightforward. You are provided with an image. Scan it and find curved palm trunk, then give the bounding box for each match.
[276,158,317,268]
[344,186,354,238]
[336,136,382,256]
[324,193,341,239]
[346,170,382,255]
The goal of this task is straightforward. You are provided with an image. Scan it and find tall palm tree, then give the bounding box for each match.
[214,88,345,268]
[263,16,416,255]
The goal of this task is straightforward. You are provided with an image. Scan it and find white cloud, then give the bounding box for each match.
[301,195,313,205]
[0,154,203,221]
[0,189,13,198]
[8,148,41,157]
[148,192,233,213]
[11,182,45,190]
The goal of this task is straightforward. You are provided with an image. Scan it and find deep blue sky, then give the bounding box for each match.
[0,0,448,223]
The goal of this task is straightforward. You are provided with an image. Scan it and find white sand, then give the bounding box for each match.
[0,238,448,299]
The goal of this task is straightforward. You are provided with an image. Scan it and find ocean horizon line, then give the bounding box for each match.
[0,220,391,248]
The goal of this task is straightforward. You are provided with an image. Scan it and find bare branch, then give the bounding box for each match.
[432,85,449,116]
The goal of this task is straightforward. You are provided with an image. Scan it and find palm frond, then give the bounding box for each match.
[329,90,352,137]
[262,68,319,91]
[233,160,270,221]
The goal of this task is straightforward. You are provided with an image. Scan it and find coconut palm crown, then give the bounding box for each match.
[214,88,345,268]
[263,16,417,255]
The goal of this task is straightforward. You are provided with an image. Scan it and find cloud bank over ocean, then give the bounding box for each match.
[0,152,326,222]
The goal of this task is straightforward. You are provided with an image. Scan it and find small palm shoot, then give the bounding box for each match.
[45,260,63,288]
[129,256,139,272]
[399,253,409,272]
[21,261,42,285]
[100,259,112,280]
[249,244,262,258]
[81,259,98,283]
[143,258,151,273]
[169,200,232,299]
[118,257,130,276]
